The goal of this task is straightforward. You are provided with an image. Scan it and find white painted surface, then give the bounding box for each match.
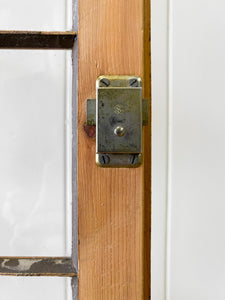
[0,0,72,30]
[151,0,168,298]
[0,50,72,298]
[0,50,72,257]
[152,0,225,299]
[0,0,73,298]
[0,277,72,300]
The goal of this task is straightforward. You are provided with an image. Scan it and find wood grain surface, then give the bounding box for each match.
[78,0,151,299]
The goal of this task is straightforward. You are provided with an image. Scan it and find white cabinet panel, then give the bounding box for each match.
[0,277,72,300]
[152,0,225,299]
[0,0,72,30]
[0,50,72,256]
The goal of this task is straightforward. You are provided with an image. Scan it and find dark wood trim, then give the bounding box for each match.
[0,31,77,49]
[143,0,151,299]
[0,257,77,276]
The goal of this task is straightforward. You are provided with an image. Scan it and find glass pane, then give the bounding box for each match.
[0,277,72,300]
[0,50,72,256]
[0,0,72,31]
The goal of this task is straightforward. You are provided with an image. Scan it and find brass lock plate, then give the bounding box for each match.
[97,87,142,153]
[86,76,149,168]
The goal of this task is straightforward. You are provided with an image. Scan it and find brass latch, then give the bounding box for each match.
[86,76,149,168]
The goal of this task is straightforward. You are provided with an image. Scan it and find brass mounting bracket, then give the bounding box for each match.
[86,75,149,168]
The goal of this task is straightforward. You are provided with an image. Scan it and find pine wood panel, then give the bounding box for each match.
[78,0,151,298]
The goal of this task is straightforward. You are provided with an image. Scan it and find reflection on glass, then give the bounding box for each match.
[0,50,72,256]
[0,0,72,30]
[0,277,72,300]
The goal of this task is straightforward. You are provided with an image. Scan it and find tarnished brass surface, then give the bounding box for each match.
[142,98,149,126]
[86,76,149,167]
[96,153,142,168]
[0,257,77,276]
[87,98,149,126]
[97,87,142,154]
[86,99,96,126]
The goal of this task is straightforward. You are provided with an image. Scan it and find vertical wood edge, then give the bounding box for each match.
[143,0,151,298]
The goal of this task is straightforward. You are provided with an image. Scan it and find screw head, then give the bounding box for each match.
[129,78,139,87]
[114,126,126,137]
[100,78,110,87]
[99,154,110,165]
[130,154,139,165]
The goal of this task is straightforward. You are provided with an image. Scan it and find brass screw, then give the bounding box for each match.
[100,78,110,87]
[129,78,138,87]
[99,154,110,165]
[114,126,126,137]
[130,154,139,165]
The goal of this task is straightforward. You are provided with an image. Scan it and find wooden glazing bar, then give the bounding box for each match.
[0,31,77,49]
[0,257,77,276]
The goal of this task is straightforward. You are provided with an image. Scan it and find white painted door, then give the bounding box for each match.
[152,0,225,299]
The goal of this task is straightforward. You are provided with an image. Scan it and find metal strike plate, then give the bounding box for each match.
[86,76,149,168]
